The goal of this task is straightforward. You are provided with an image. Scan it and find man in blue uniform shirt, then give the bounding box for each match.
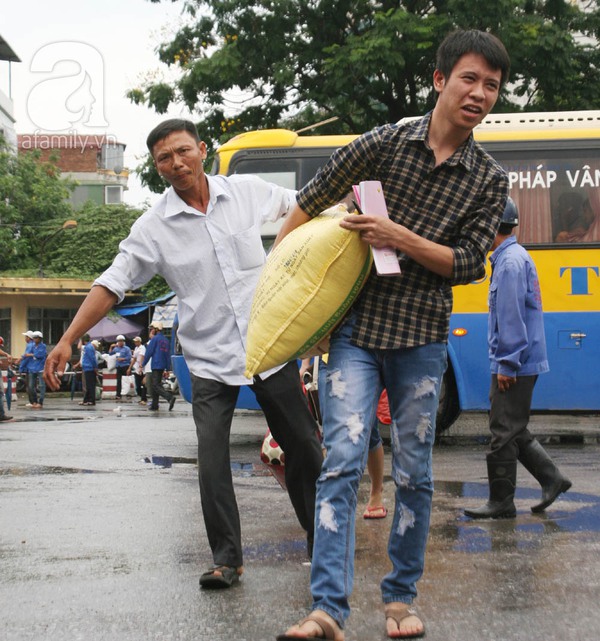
[464,198,572,520]
[143,321,175,411]
[109,335,132,400]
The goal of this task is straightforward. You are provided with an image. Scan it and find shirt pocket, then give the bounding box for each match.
[232,223,265,270]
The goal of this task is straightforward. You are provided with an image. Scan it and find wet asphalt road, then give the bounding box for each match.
[1,395,599,641]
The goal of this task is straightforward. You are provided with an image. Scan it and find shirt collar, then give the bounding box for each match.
[490,235,517,266]
[404,111,477,171]
[163,175,231,218]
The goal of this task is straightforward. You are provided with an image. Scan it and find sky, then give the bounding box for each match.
[1,0,194,208]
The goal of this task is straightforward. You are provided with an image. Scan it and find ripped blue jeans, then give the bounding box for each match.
[310,314,447,627]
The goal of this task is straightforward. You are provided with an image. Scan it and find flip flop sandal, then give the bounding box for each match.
[363,505,388,519]
[276,610,344,641]
[385,603,425,639]
[199,566,241,589]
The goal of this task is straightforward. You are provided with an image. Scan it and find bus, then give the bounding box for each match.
[172,110,600,430]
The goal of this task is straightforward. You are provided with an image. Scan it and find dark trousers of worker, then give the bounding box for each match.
[83,370,96,404]
[488,374,538,462]
[149,369,173,410]
[115,366,128,398]
[133,372,147,402]
[191,361,323,568]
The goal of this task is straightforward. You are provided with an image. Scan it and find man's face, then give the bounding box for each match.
[433,53,502,132]
[152,130,207,193]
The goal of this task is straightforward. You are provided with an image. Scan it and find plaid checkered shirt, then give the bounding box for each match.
[296,112,508,350]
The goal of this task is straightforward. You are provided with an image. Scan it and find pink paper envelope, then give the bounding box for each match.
[354,180,401,276]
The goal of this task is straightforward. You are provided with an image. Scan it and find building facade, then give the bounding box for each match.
[18,133,129,207]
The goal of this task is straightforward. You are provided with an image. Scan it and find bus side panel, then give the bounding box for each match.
[450,310,600,412]
[534,311,600,410]
[449,313,490,411]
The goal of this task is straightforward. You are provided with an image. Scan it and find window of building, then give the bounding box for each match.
[105,185,123,205]
[100,143,125,173]
[27,308,77,346]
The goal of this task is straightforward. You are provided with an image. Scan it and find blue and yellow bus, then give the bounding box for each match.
[172,110,600,430]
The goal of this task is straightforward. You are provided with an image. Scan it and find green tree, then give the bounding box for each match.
[0,137,75,271]
[49,202,172,299]
[130,0,600,188]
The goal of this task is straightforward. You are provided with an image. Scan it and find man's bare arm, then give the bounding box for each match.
[44,286,118,390]
[273,205,312,248]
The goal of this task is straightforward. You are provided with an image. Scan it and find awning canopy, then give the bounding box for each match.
[151,298,178,329]
[115,292,176,317]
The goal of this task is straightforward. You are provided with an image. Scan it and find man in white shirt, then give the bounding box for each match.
[128,336,148,404]
[44,118,323,589]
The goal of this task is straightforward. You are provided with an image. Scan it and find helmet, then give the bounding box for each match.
[501,197,519,227]
[116,335,126,341]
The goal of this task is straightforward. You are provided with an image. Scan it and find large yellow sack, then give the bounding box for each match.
[245,204,373,378]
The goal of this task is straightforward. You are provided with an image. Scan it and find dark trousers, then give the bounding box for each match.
[149,369,173,409]
[133,372,147,401]
[115,366,128,397]
[488,374,538,462]
[83,370,96,404]
[191,361,323,568]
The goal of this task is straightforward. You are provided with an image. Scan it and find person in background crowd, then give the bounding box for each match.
[464,198,571,520]
[78,334,98,407]
[22,331,47,409]
[0,336,14,422]
[18,330,35,401]
[143,321,175,411]
[128,336,148,405]
[276,28,510,641]
[109,335,132,401]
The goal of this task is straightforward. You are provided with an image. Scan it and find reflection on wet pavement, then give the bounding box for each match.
[433,479,600,552]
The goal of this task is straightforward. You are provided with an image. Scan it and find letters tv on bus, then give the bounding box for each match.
[172,111,600,428]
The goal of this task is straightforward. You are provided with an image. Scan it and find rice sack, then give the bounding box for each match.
[244,204,372,378]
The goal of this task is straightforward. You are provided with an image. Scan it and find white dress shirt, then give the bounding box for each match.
[95,174,296,385]
[132,344,146,375]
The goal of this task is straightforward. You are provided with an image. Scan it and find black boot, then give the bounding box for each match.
[464,459,517,519]
[518,439,572,513]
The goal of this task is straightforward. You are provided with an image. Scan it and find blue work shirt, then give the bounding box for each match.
[143,332,171,371]
[110,344,132,368]
[29,341,47,373]
[82,342,97,372]
[19,341,34,373]
[488,235,549,378]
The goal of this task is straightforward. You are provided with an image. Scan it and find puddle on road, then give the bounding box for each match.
[3,416,98,423]
[143,455,273,478]
[433,479,600,550]
[0,465,104,476]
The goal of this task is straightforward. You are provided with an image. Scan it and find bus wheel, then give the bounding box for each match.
[436,366,460,436]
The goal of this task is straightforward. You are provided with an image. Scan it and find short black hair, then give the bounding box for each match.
[436,29,510,88]
[146,119,200,154]
[498,223,515,236]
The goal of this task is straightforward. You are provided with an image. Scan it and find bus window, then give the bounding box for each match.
[484,146,600,246]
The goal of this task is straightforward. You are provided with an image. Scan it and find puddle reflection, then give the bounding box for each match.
[433,480,600,552]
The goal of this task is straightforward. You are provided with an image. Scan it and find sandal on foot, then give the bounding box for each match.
[363,505,388,519]
[199,565,242,589]
[276,610,344,641]
[385,603,425,639]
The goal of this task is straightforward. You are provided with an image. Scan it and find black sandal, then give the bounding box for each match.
[199,566,241,589]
